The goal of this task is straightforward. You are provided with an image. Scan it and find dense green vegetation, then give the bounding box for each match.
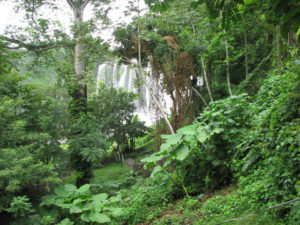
[0,0,299,224]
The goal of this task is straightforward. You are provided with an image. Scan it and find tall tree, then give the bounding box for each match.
[0,0,110,186]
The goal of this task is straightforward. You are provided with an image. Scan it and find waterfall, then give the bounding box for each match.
[95,63,172,126]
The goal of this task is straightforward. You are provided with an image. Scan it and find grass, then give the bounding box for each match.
[61,162,131,186]
[61,138,154,187]
[91,162,131,184]
[62,163,131,185]
[128,140,155,161]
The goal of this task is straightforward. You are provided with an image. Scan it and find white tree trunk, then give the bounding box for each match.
[73,4,85,77]
[68,0,89,99]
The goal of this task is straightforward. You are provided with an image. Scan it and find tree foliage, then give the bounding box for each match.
[0,56,64,212]
[89,83,146,153]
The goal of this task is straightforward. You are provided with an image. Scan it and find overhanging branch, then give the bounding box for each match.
[0,35,72,53]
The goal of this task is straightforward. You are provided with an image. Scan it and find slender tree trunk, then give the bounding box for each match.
[220,9,232,96]
[192,87,208,107]
[136,68,175,134]
[244,29,249,79]
[224,29,233,96]
[200,55,214,102]
[191,21,213,104]
[136,0,175,134]
[277,25,281,74]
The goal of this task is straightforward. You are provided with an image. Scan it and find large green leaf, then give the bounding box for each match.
[109,207,123,217]
[143,161,155,169]
[54,199,71,209]
[163,159,171,168]
[57,218,74,225]
[164,134,183,145]
[80,212,91,222]
[90,212,111,223]
[150,165,163,178]
[78,184,90,194]
[72,198,87,205]
[91,200,104,210]
[141,154,164,163]
[175,146,190,161]
[82,202,93,211]
[54,186,70,197]
[176,124,198,135]
[40,195,56,206]
[92,193,108,202]
[184,134,196,143]
[161,134,172,139]
[159,143,171,153]
[197,127,209,143]
[69,205,82,214]
[64,184,77,192]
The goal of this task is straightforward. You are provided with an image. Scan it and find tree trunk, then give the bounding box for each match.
[70,0,88,116]
[244,29,249,79]
[277,25,281,74]
[224,29,233,96]
[200,55,214,102]
[67,0,91,187]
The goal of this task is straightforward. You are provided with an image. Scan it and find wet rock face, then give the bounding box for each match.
[124,158,136,168]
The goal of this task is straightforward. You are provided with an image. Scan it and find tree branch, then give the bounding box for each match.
[0,35,70,53]
[82,0,91,10]
[66,0,74,9]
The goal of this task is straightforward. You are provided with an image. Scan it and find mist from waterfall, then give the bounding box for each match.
[95,63,172,126]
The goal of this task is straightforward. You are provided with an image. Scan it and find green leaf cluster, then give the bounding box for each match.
[40,183,123,224]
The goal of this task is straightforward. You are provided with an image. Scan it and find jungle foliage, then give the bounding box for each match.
[0,0,299,224]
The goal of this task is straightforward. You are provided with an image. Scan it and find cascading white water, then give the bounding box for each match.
[95,63,172,126]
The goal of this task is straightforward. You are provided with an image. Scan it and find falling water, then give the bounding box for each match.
[95,63,205,126]
[95,63,172,126]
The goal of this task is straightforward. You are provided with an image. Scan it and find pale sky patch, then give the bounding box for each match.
[0,0,147,43]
